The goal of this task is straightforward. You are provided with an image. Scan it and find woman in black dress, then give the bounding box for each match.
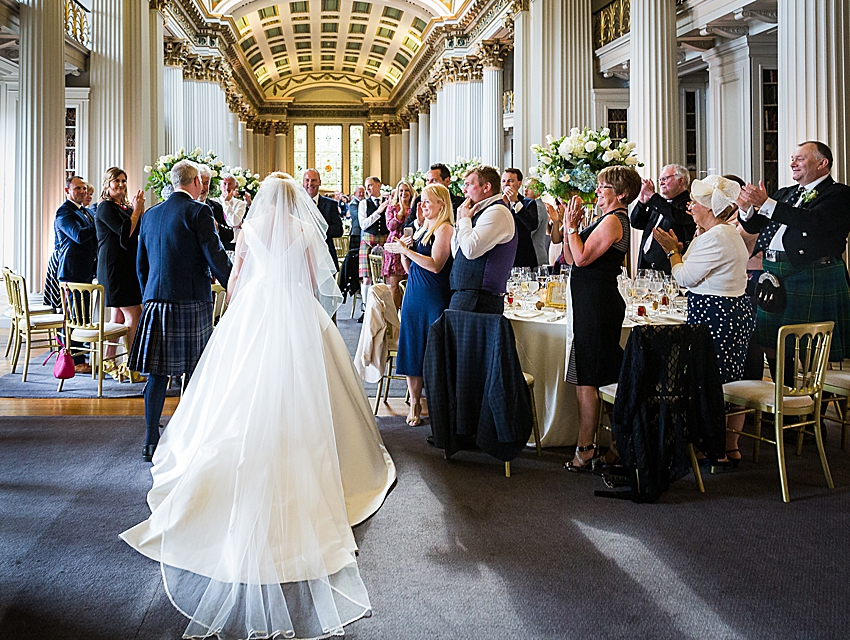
[96,167,145,381]
[549,166,641,472]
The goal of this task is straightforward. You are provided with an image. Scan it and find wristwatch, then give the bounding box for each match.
[666,249,678,258]
[566,227,578,235]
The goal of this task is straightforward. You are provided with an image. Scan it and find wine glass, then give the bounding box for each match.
[526,279,540,309]
[648,276,663,312]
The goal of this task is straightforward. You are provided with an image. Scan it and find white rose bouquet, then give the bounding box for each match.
[224,166,262,200]
[530,127,642,201]
[404,170,426,193]
[145,147,224,200]
[447,156,482,197]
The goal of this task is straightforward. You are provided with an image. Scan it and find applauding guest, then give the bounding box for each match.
[303,168,344,269]
[216,173,248,245]
[389,184,454,426]
[382,180,416,310]
[654,175,753,468]
[501,168,540,268]
[95,167,145,381]
[358,177,390,311]
[553,166,639,472]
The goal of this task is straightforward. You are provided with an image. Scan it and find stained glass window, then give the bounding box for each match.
[315,125,342,191]
[349,124,363,191]
[293,124,308,177]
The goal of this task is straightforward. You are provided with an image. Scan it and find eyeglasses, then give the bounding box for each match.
[596,184,615,190]
[658,175,679,183]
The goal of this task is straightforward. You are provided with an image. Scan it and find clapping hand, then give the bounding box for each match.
[545,200,565,225]
[739,181,769,209]
[639,178,656,203]
[416,202,425,225]
[565,195,584,229]
[653,227,679,254]
[503,185,519,204]
[131,190,145,214]
[398,234,414,250]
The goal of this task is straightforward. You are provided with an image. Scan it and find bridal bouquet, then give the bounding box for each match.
[224,166,262,200]
[530,127,642,201]
[145,148,224,200]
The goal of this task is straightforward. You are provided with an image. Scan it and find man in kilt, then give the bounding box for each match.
[128,160,232,462]
[357,176,389,320]
[738,141,850,372]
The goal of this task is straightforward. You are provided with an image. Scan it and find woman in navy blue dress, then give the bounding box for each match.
[389,184,454,426]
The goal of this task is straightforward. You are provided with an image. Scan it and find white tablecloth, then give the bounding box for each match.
[507,307,685,448]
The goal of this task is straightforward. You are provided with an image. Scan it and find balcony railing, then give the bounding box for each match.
[65,0,90,49]
[593,0,686,50]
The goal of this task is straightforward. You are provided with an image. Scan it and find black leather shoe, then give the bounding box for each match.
[143,444,157,462]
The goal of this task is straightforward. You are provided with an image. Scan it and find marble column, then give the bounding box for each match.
[428,92,439,165]
[778,0,850,183]
[630,0,682,180]
[388,122,402,186]
[90,0,150,190]
[479,43,506,169]
[466,64,484,162]
[401,124,410,178]
[238,120,249,169]
[245,124,255,172]
[417,96,431,173]
[148,7,165,166]
[526,0,545,159]
[408,106,419,172]
[553,0,593,133]
[512,1,533,172]
[228,112,240,167]
[367,121,383,180]
[164,66,185,154]
[275,122,289,173]
[14,0,65,285]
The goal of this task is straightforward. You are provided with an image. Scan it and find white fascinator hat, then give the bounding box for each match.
[690,175,741,216]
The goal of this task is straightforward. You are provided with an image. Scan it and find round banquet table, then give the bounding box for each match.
[506,305,686,448]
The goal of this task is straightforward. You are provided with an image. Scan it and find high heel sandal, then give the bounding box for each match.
[564,444,599,474]
[725,449,741,468]
[406,404,422,426]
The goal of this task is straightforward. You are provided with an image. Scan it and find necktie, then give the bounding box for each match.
[789,185,806,205]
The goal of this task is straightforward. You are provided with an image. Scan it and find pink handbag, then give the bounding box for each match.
[44,324,75,379]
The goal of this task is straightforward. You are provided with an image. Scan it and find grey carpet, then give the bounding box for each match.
[2,415,850,639]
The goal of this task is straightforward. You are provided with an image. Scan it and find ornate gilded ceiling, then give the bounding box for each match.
[209,1,455,103]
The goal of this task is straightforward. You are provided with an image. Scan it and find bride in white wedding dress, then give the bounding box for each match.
[121,172,396,640]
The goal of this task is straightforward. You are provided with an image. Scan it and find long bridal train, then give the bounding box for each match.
[121,174,396,640]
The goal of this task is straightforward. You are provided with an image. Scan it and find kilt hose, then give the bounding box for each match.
[757,258,850,361]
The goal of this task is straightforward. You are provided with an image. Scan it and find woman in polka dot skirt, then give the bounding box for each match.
[654,175,754,471]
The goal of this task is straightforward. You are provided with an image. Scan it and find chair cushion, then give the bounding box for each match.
[29,313,65,326]
[723,380,813,412]
[824,369,850,394]
[29,304,54,314]
[71,323,129,341]
[599,383,618,403]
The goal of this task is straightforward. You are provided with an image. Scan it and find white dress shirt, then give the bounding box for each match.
[358,197,384,230]
[451,195,515,260]
[216,196,247,228]
[671,223,749,296]
[739,175,829,251]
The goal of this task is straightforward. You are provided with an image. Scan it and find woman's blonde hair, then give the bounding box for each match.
[100,167,130,207]
[391,180,417,209]
[414,184,454,245]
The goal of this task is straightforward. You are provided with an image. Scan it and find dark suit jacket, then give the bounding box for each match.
[348,199,362,242]
[631,191,694,273]
[740,176,850,268]
[315,194,344,268]
[137,192,232,303]
[403,192,466,231]
[511,197,540,268]
[207,198,234,250]
[53,199,97,283]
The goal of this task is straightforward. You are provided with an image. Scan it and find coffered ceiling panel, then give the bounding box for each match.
[211,1,452,103]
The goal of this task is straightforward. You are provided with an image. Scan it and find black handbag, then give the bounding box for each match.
[756,272,785,312]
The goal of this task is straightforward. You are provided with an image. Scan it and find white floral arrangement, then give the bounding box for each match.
[224,166,262,200]
[530,127,642,201]
[448,156,482,197]
[145,147,224,200]
[404,169,426,193]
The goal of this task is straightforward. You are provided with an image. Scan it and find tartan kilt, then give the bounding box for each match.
[359,232,388,279]
[128,300,213,376]
[756,258,850,361]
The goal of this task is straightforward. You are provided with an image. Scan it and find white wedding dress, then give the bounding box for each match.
[121,174,396,640]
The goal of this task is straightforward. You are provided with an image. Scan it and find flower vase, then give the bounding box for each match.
[578,191,597,228]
